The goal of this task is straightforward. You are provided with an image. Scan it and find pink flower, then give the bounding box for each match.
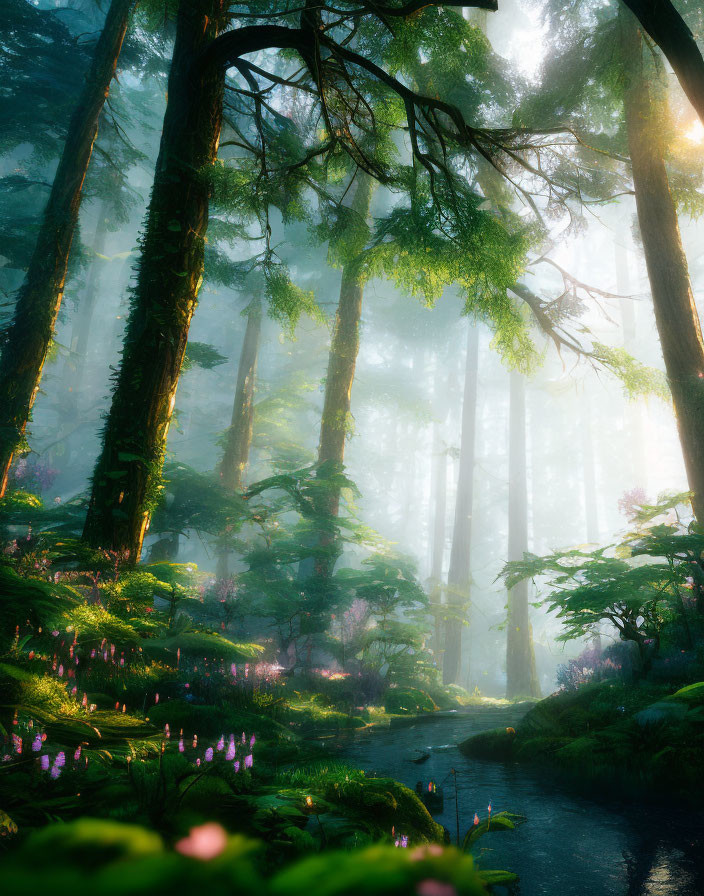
[74,746,82,762]
[216,736,224,752]
[50,764,61,779]
[55,751,65,768]
[244,754,253,770]
[234,761,240,773]
[205,748,213,762]
[175,823,227,860]
[31,735,42,752]
[416,882,457,896]
[249,735,256,748]
[40,755,50,770]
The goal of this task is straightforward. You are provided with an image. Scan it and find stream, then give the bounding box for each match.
[334,707,704,895]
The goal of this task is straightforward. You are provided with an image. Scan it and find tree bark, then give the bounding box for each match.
[620,0,704,124]
[0,0,133,496]
[317,171,375,515]
[506,369,540,699]
[219,298,262,492]
[83,0,227,559]
[621,12,704,524]
[443,324,479,686]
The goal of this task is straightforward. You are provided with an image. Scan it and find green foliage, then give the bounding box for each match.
[182,341,228,372]
[591,343,670,402]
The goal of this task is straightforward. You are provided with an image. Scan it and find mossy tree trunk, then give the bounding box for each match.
[506,369,540,699]
[317,173,375,510]
[0,0,133,497]
[621,12,704,525]
[443,324,479,686]
[310,172,375,581]
[83,0,227,560]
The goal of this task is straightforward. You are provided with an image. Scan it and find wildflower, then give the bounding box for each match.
[178,738,184,753]
[244,754,253,769]
[155,693,159,704]
[164,724,170,738]
[216,736,224,752]
[416,882,457,896]
[40,755,50,771]
[31,735,42,752]
[175,823,227,860]
[249,734,256,748]
[50,765,61,780]
[226,741,235,761]
[234,761,240,773]
[74,746,81,762]
[473,814,480,826]
[82,693,88,708]
[55,751,65,768]
[205,748,214,762]
[12,735,22,754]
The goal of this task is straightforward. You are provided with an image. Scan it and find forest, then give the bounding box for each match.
[1,0,704,893]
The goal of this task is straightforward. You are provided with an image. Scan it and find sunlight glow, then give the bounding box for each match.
[684,119,704,144]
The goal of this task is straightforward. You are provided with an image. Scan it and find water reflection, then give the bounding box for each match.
[336,714,704,895]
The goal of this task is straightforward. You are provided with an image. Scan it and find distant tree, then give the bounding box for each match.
[506,368,540,698]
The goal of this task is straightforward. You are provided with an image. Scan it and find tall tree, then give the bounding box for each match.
[83,0,227,559]
[620,10,704,523]
[317,171,375,518]
[443,324,479,686]
[219,298,263,492]
[619,0,704,123]
[0,0,134,496]
[506,368,540,699]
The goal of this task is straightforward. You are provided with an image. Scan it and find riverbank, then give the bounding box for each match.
[458,679,704,801]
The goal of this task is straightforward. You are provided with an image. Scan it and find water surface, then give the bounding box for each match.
[335,709,704,895]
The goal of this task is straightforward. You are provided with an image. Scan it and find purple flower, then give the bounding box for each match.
[31,735,42,752]
[244,754,253,770]
[216,736,224,752]
[40,755,50,770]
[74,746,81,762]
[249,734,256,748]
[50,764,61,779]
[55,751,65,768]
[234,761,240,773]
[205,748,213,762]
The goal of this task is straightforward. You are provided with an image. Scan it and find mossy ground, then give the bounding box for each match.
[459,679,704,800]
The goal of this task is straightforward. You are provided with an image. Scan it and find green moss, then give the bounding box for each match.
[458,726,517,760]
[384,687,437,716]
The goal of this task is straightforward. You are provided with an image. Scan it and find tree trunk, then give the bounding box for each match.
[216,297,262,579]
[620,0,704,124]
[317,172,375,508]
[65,208,110,426]
[443,324,479,686]
[506,369,540,699]
[621,12,704,524]
[429,372,448,665]
[0,0,133,496]
[219,298,262,492]
[83,0,227,559]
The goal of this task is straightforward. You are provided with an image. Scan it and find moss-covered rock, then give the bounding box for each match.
[458,726,517,760]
